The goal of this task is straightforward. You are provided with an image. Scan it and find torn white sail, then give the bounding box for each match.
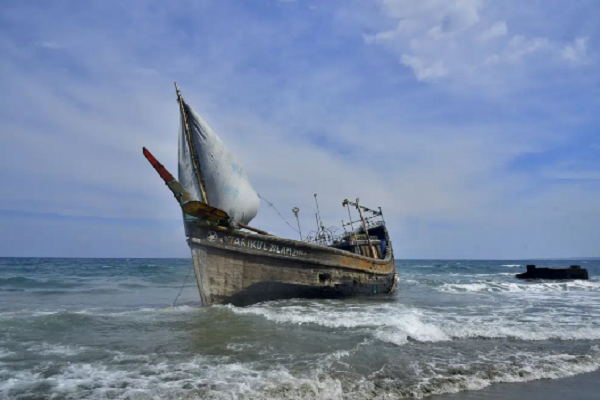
[178,99,260,227]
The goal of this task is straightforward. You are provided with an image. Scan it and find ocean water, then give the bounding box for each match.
[1,258,599,399]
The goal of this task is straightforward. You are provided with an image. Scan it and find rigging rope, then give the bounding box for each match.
[170,261,194,308]
[258,194,300,234]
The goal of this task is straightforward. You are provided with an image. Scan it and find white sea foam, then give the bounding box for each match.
[356,348,600,399]
[434,318,600,341]
[0,309,64,321]
[1,348,599,399]
[490,272,515,278]
[27,343,88,356]
[0,357,344,400]
[226,296,600,345]
[0,349,15,359]
[226,303,449,344]
[411,299,600,342]
[440,279,600,293]
[226,343,254,352]
[501,264,522,267]
[372,327,409,346]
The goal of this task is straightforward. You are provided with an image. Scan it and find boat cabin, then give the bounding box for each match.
[306,198,390,260]
[330,222,388,259]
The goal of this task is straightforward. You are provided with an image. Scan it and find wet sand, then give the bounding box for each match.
[434,370,599,400]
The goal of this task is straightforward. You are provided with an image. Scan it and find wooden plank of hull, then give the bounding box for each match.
[186,224,396,306]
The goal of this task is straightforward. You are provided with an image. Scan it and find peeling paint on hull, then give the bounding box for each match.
[186,225,397,306]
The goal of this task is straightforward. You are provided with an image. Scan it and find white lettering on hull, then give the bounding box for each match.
[206,231,307,257]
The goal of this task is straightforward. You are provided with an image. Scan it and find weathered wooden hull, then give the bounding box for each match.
[186,224,397,306]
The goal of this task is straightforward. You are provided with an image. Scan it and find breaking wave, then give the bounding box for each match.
[2,258,600,399]
[439,279,600,293]
[1,347,599,399]
[226,302,449,343]
[0,276,81,289]
[225,300,600,345]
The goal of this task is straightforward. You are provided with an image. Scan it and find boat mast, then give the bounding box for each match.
[175,82,208,204]
[355,198,375,258]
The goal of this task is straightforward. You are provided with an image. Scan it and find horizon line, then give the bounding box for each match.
[0,256,598,261]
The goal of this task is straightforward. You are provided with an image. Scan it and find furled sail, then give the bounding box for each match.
[178,98,260,227]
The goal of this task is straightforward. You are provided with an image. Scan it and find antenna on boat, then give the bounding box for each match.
[344,201,354,231]
[292,207,302,241]
[314,193,324,233]
[314,213,320,239]
[378,206,386,225]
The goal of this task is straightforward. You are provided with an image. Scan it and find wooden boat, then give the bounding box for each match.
[143,84,397,306]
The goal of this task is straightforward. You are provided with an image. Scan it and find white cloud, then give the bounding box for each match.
[0,1,599,258]
[484,54,499,65]
[362,0,593,89]
[38,40,64,49]
[400,55,447,81]
[478,21,507,41]
[505,35,549,61]
[379,0,482,33]
[561,37,590,64]
[363,28,398,44]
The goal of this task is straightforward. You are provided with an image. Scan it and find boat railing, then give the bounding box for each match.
[304,226,344,247]
[342,220,385,238]
[293,199,387,248]
[303,220,385,247]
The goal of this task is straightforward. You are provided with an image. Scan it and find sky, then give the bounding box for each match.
[0,0,599,259]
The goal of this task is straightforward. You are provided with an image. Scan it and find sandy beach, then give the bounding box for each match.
[435,370,600,400]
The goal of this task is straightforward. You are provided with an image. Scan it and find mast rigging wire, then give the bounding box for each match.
[258,194,300,235]
[170,262,193,308]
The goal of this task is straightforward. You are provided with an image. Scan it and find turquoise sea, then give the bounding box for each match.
[1,258,599,399]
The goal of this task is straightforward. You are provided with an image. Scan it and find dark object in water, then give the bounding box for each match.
[515,264,589,280]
